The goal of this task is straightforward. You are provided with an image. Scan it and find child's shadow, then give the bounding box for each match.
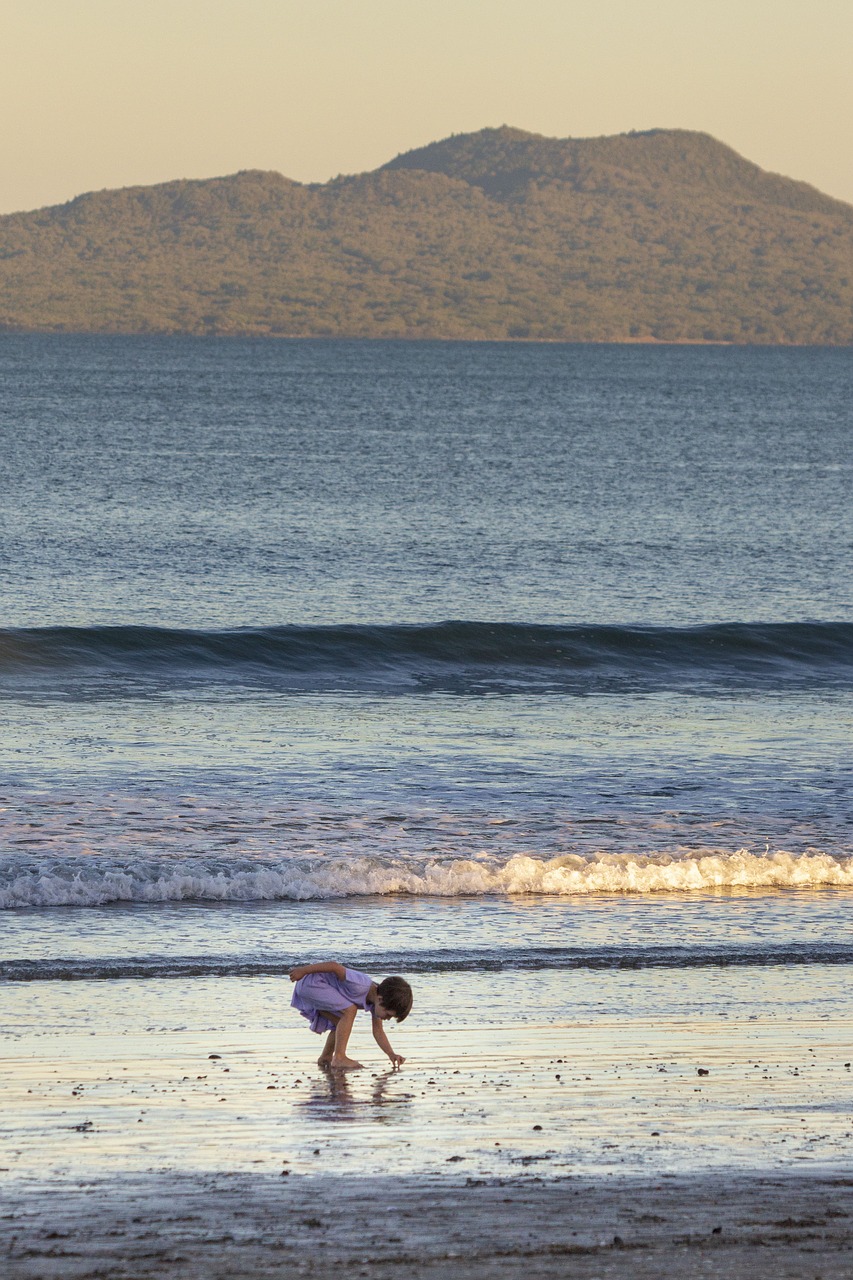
[298,1068,412,1125]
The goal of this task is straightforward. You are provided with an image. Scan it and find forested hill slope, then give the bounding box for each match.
[385,127,849,216]
[1,126,851,342]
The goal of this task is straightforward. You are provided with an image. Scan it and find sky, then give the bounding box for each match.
[1,0,852,215]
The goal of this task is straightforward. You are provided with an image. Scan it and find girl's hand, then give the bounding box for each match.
[289,967,306,982]
[387,1053,406,1069]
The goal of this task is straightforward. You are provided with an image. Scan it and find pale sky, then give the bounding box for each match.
[1,0,851,215]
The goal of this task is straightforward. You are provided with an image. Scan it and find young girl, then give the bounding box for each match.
[289,961,412,1071]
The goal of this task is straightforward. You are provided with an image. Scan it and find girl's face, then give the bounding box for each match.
[373,996,394,1020]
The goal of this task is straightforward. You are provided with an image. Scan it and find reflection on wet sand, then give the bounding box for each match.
[297,1068,413,1124]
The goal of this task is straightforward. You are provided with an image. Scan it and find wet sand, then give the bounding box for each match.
[2,970,852,1276]
[3,1170,853,1279]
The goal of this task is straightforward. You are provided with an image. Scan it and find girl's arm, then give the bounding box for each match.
[372,1015,406,1068]
[289,961,346,982]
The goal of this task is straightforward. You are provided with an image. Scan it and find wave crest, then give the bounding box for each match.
[1,848,851,908]
[1,621,852,693]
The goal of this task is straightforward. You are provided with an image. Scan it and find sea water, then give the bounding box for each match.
[1,338,852,1176]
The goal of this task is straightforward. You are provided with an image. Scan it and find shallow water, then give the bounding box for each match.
[1,892,852,977]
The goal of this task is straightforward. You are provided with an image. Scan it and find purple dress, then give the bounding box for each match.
[291,967,376,1034]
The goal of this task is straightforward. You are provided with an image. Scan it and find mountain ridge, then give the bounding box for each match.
[383,126,851,217]
[1,127,851,343]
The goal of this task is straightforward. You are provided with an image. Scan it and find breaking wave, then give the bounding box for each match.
[2,848,851,908]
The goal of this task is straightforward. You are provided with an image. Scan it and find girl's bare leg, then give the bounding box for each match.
[318,1027,337,1067]
[330,1004,362,1070]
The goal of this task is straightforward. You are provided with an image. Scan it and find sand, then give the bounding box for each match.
[3,969,853,1276]
[3,1170,853,1279]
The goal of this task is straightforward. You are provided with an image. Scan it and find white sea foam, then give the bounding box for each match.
[1,849,851,908]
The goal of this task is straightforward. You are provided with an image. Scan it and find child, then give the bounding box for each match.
[289,961,412,1071]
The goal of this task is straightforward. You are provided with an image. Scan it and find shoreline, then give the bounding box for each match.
[6,328,849,346]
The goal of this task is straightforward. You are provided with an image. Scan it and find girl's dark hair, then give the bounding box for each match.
[376,976,413,1021]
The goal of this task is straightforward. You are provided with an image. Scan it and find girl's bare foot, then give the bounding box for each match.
[330,1055,363,1071]
[318,1056,333,1068]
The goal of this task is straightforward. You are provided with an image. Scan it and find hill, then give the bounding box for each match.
[1,127,852,342]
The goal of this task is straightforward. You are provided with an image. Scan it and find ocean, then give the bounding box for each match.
[1,336,851,1185]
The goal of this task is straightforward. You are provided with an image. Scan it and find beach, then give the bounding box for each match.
[3,959,853,1276]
